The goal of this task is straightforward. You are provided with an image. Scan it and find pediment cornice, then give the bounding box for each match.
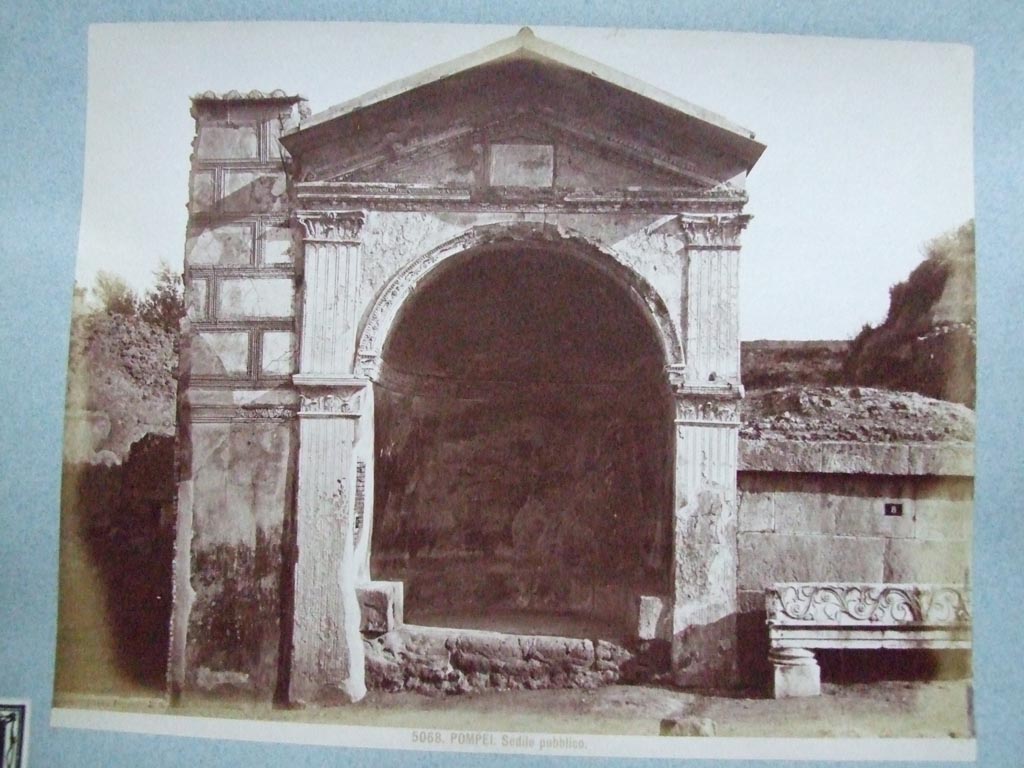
[279,30,765,189]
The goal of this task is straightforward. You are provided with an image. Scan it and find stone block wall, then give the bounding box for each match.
[171,93,304,700]
[734,439,973,682]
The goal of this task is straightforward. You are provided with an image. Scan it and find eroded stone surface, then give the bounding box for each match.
[189,171,215,213]
[221,171,289,213]
[363,627,645,694]
[883,540,971,583]
[262,225,295,265]
[638,596,670,641]
[197,124,260,160]
[740,439,974,476]
[185,279,208,321]
[735,473,972,599]
[358,581,404,634]
[738,533,886,590]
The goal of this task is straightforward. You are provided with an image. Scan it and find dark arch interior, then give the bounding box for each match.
[370,245,674,639]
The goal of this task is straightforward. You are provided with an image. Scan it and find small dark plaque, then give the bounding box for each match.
[884,502,904,517]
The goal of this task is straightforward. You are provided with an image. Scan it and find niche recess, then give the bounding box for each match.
[370,243,674,639]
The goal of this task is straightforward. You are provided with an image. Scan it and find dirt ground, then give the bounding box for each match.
[56,677,972,740]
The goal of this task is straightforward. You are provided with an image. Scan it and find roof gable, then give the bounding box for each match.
[280,28,765,190]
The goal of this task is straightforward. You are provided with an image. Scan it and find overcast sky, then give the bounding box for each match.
[77,21,973,340]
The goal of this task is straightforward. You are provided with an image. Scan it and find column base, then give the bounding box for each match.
[671,614,740,689]
[770,647,820,698]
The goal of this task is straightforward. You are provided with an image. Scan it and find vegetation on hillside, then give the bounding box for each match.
[64,265,184,464]
[79,262,185,331]
[843,220,975,406]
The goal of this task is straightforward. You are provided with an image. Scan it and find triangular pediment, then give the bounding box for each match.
[281,29,765,191]
[317,111,709,190]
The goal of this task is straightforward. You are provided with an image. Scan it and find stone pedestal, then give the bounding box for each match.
[358,580,405,634]
[770,647,821,698]
[637,595,670,641]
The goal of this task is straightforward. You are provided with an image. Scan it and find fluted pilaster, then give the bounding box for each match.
[679,212,748,386]
[289,210,372,705]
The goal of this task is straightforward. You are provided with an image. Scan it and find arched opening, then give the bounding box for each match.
[369,241,674,639]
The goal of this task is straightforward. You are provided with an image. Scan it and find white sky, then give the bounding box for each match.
[77,21,973,340]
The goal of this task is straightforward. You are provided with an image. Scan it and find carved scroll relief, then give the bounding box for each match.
[766,583,972,627]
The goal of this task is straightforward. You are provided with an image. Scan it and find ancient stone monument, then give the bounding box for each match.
[169,28,972,705]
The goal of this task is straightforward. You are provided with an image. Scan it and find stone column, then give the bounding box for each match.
[670,211,748,688]
[289,210,371,705]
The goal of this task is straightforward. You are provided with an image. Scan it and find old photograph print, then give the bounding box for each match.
[0,703,28,768]
[54,20,975,759]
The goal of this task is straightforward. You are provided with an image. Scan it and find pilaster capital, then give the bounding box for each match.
[294,374,371,418]
[295,209,366,244]
[678,212,751,249]
[672,383,744,427]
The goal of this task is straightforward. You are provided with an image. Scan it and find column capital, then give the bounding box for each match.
[294,375,371,418]
[674,395,742,428]
[295,209,365,244]
[678,212,750,249]
[672,379,743,427]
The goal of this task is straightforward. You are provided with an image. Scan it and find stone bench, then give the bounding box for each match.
[765,582,971,698]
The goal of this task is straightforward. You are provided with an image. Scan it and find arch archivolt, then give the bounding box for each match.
[353,221,683,378]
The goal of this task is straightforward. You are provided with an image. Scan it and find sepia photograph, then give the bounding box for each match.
[40,15,984,763]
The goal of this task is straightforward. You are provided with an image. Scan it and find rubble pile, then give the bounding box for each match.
[741,385,975,443]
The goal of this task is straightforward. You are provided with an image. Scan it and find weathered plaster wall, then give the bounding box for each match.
[180,420,294,694]
[182,95,299,386]
[171,94,303,700]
